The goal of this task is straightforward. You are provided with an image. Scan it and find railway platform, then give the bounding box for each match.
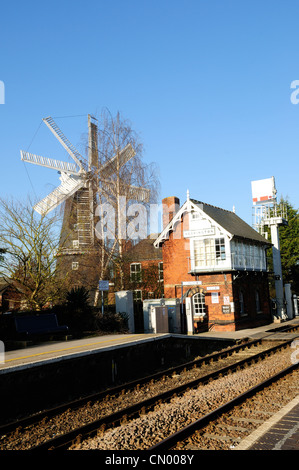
[235,395,299,450]
[0,333,164,372]
[0,318,298,451]
[0,318,298,373]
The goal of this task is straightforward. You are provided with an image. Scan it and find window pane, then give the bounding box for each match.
[130,263,142,281]
[193,293,205,316]
[158,262,163,281]
[215,238,226,260]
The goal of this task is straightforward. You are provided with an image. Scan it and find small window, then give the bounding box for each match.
[72,262,79,271]
[215,238,226,260]
[239,290,246,316]
[255,290,261,313]
[133,290,142,301]
[158,262,164,281]
[130,263,142,282]
[192,292,206,316]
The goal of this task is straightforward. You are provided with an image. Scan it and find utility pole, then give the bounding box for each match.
[252,177,288,319]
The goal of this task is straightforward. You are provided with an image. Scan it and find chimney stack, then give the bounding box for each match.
[162,196,180,229]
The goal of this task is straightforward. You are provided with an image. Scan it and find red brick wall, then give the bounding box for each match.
[161,211,271,331]
[162,211,192,298]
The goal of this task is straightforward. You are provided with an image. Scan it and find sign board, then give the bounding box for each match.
[182,281,202,286]
[99,280,109,291]
[251,177,276,205]
[183,227,215,238]
[222,305,231,314]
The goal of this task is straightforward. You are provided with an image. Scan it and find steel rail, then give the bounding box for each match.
[148,363,299,451]
[29,338,296,451]
[0,337,264,434]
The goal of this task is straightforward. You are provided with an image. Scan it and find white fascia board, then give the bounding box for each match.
[154,200,233,248]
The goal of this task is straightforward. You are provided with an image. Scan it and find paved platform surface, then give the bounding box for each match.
[0,333,165,373]
[0,318,298,450]
[1,318,298,373]
[198,317,299,340]
[235,396,299,450]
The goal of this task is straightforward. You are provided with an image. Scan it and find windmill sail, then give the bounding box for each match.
[21,150,80,175]
[100,144,135,178]
[128,185,150,202]
[43,116,85,171]
[34,173,85,215]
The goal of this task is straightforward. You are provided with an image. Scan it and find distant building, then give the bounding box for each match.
[115,236,164,302]
[154,194,272,332]
[0,279,25,313]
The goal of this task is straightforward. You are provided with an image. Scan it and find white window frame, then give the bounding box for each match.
[130,263,142,282]
[231,241,267,271]
[158,262,164,281]
[192,292,206,317]
[72,262,79,271]
[133,289,142,301]
[192,237,228,270]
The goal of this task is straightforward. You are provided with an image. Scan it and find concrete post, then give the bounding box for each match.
[285,284,293,319]
[270,223,285,319]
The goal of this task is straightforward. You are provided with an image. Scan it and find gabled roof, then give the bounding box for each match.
[0,278,9,295]
[154,198,271,247]
[191,199,271,244]
[125,235,162,262]
[0,277,27,295]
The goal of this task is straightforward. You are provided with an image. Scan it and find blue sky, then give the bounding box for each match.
[0,0,299,226]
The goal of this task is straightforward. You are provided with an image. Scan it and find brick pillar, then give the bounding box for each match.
[162,196,180,229]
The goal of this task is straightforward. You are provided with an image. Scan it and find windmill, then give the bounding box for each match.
[21,115,151,295]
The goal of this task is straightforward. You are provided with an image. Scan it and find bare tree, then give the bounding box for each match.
[0,197,67,310]
[93,109,160,291]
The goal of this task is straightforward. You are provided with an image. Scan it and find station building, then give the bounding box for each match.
[154,194,272,332]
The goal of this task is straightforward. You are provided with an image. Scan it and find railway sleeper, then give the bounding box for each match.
[203,433,242,443]
[216,424,249,433]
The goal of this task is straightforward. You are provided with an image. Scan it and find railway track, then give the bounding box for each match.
[149,363,298,451]
[1,335,297,450]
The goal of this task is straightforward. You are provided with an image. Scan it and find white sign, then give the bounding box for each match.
[182,281,202,286]
[206,286,220,291]
[251,177,276,205]
[183,228,215,238]
[99,280,109,291]
[223,296,230,305]
[211,292,219,304]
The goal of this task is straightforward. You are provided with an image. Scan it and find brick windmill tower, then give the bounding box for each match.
[21,115,150,300]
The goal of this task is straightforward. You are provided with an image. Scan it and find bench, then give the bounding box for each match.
[15,314,68,337]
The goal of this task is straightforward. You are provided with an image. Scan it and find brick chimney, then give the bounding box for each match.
[162,196,180,229]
